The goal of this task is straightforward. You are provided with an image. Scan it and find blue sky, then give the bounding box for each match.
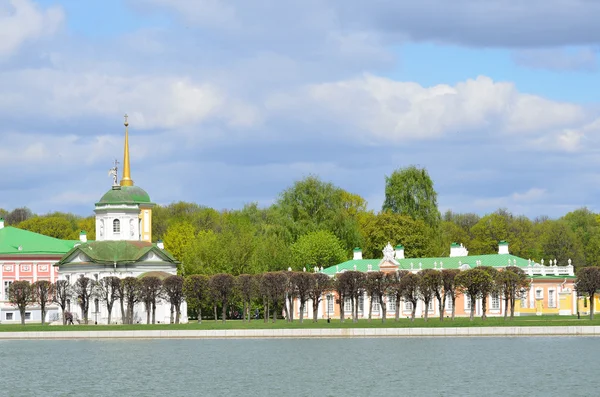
[1,0,600,219]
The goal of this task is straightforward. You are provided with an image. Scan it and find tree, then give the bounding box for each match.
[541,220,585,268]
[308,273,331,322]
[260,272,287,323]
[140,276,163,324]
[184,274,209,323]
[163,221,197,262]
[208,274,235,323]
[441,269,460,320]
[283,271,295,322]
[6,207,33,225]
[291,230,347,270]
[163,275,185,324]
[496,267,529,320]
[366,272,391,323]
[73,276,96,325]
[389,270,409,321]
[122,277,141,324]
[456,268,492,321]
[400,273,419,321]
[32,280,53,325]
[418,270,440,322]
[53,280,71,325]
[575,267,600,320]
[337,271,365,323]
[382,166,441,229]
[8,281,34,325]
[97,276,120,325]
[291,272,312,323]
[17,216,76,239]
[479,267,498,320]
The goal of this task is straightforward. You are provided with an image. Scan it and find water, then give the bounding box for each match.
[0,337,595,396]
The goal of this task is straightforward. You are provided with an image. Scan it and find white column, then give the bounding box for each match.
[33,263,37,282]
[15,263,19,280]
[0,262,4,301]
[50,264,55,283]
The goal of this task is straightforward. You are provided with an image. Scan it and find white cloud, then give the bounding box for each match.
[0,0,64,57]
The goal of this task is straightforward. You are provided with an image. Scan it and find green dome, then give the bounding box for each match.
[97,186,152,205]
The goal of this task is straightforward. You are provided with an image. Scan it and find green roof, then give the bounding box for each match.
[322,254,540,276]
[0,227,79,255]
[138,271,174,280]
[96,186,153,205]
[56,240,179,266]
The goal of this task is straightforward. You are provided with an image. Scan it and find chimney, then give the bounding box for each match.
[450,242,469,257]
[353,247,363,260]
[498,240,509,255]
[79,231,87,243]
[157,239,164,250]
[0,218,4,229]
[395,244,405,259]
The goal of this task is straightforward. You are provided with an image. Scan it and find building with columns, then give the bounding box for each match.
[294,241,579,320]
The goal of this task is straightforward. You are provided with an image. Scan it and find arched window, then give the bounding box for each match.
[113,219,120,234]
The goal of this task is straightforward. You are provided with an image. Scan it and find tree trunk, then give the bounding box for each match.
[197,306,202,324]
[590,293,595,320]
[451,295,456,320]
[213,304,218,323]
[221,301,227,323]
[439,295,445,321]
[107,303,113,325]
[175,304,181,324]
[272,302,277,323]
[312,297,319,322]
[410,303,416,322]
[355,295,359,322]
[351,297,356,323]
[380,296,386,323]
[299,301,304,323]
[243,301,247,322]
[170,303,175,324]
[469,296,475,321]
[368,296,373,321]
[423,299,429,322]
[152,301,156,324]
[40,302,46,325]
[481,296,487,320]
[146,306,151,325]
[510,295,516,320]
[120,299,126,324]
[339,297,345,323]
[19,306,26,325]
[504,296,509,320]
[394,296,400,322]
[62,308,67,325]
[286,295,293,322]
[266,301,270,322]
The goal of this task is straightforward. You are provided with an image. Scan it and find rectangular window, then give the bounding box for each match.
[428,300,434,312]
[491,293,500,310]
[4,281,13,299]
[95,298,100,313]
[344,298,352,313]
[24,312,31,320]
[5,313,13,321]
[372,297,380,313]
[327,295,334,314]
[404,301,413,311]
[388,295,396,312]
[521,291,527,308]
[358,295,364,312]
[465,297,472,310]
[549,290,555,308]
[536,289,543,299]
[445,295,453,311]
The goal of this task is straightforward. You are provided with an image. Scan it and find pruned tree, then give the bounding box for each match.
[336,271,365,322]
[122,277,141,324]
[497,266,529,320]
[8,281,35,325]
[260,272,287,323]
[334,274,348,322]
[400,273,419,321]
[441,269,460,320]
[292,271,313,323]
[479,267,498,320]
[456,268,492,321]
[32,280,53,325]
[258,273,270,323]
[163,275,185,324]
[575,267,600,320]
[140,276,163,324]
[184,274,209,323]
[284,271,296,322]
[418,269,442,322]
[115,279,126,324]
[73,276,96,325]
[53,280,71,325]
[308,272,331,322]
[389,270,409,321]
[208,274,235,323]
[97,276,120,324]
[366,272,391,323]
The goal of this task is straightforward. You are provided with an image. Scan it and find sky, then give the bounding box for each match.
[1,0,600,218]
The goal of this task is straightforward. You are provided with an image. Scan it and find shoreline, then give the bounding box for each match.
[0,326,599,339]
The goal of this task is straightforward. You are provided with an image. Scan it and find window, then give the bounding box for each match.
[491,293,500,310]
[5,313,13,321]
[344,298,352,313]
[465,297,472,310]
[428,300,434,312]
[358,295,364,312]
[387,296,396,312]
[536,289,543,299]
[445,295,453,311]
[327,295,334,314]
[95,298,99,313]
[548,290,556,308]
[24,312,31,320]
[521,291,528,308]
[4,281,13,299]
[113,219,121,234]
[404,301,413,311]
[94,274,99,282]
[372,297,380,313]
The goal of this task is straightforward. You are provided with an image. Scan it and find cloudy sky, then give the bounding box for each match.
[1,0,599,218]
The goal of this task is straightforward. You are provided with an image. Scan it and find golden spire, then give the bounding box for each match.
[120,114,134,187]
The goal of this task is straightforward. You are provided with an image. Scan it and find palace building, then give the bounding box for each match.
[293,241,580,320]
[0,116,186,324]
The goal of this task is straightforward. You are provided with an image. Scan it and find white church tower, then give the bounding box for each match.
[94,115,154,242]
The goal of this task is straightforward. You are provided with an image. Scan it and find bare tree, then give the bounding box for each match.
[122,277,141,324]
[235,274,254,322]
[8,281,35,325]
[292,272,312,323]
[208,274,235,323]
[163,275,184,324]
[97,276,120,324]
[32,280,53,325]
[73,276,96,325]
[309,273,331,322]
[183,275,209,323]
[53,280,71,325]
[140,276,163,324]
[260,272,287,323]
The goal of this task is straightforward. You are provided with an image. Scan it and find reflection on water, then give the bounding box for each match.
[0,337,595,397]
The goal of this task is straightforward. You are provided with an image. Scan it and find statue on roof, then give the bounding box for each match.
[108,159,119,186]
[382,242,395,262]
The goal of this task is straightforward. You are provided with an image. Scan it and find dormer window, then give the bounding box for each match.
[113,219,120,234]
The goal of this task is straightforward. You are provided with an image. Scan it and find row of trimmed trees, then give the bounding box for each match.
[335,266,531,323]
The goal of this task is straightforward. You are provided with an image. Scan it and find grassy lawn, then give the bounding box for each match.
[1,315,599,332]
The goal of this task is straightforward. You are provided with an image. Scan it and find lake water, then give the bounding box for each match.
[0,337,595,396]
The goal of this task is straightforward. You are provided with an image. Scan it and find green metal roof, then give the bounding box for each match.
[56,240,179,266]
[0,226,79,255]
[96,186,153,205]
[322,253,536,276]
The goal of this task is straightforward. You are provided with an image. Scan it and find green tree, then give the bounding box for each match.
[17,216,75,239]
[563,207,600,267]
[382,166,441,229]
[184,274,210,323]
[540,220,584,267]
[291,230,347,270]
[456,268,492,321]
[163,221,197,262]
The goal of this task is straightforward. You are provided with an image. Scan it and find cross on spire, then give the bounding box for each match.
[124,113,129,127]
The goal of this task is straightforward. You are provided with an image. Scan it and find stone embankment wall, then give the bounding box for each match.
[1,326,600,339]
